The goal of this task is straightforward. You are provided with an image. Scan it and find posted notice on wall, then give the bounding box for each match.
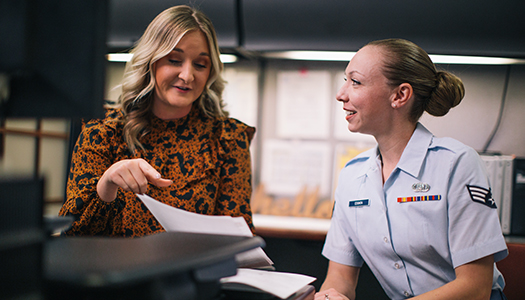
[223,68,259,128]
[275,70,331,139]
[260,139,331,197]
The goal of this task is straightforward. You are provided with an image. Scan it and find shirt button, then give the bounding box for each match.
[394,263,401,269]
[383,237,389,243]
[404,291,411,297]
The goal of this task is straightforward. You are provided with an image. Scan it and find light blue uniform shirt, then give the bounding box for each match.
[323,123,508,299]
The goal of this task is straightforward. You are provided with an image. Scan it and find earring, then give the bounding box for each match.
[392,103,397,108]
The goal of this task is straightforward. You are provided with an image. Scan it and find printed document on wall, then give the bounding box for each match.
[276,70,331,139]
[261,139,331,197]
[223,68,258,127]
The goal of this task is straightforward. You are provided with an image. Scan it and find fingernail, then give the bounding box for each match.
[155,173,161,179]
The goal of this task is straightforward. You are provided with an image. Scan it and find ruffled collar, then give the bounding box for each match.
[149,104,200,130]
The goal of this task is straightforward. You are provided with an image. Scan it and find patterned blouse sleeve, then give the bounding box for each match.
[59,119,122,236]
[216,119,256,232]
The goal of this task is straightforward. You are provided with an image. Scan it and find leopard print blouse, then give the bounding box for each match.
[59,105,255,237]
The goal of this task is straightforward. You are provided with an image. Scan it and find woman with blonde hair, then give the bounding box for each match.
[316,39,507,300]
[60,5,255,237]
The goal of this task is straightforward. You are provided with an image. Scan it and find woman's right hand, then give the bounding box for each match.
[97,158,173,202]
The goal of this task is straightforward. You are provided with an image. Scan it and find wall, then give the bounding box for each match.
[253,60,525,219]
[1,58,522,216]
[0,119,69,215]
[260,61,525,157]
[103,60,525,206]
[420,64,525,156]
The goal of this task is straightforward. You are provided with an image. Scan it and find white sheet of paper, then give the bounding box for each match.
[137,194,273,266]
[221,268,316,299]
[138,194,252,236]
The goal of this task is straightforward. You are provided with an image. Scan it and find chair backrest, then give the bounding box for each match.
[496,242,525,300]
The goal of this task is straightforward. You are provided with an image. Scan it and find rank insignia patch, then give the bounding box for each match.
[466,185,497,208]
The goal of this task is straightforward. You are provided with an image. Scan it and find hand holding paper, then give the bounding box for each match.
[137,194,273,268]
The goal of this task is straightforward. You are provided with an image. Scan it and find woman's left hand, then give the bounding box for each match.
[315,288,350,300]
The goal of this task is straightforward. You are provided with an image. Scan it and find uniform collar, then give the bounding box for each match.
[395,122,433,178]
[349,123,433,179]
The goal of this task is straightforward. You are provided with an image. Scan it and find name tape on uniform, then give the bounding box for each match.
[349,199,370,207]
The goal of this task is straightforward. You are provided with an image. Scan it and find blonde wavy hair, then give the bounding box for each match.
[112,5,227,153]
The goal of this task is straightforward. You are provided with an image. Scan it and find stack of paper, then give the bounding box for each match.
[221,268,316,299]
[137,194,273,268]
[480,155,515,234]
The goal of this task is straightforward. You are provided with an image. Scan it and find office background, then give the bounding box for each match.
[1,0,524,209]
[1,1,524,296]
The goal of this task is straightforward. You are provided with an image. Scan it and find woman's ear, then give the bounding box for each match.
[391,83,413,108]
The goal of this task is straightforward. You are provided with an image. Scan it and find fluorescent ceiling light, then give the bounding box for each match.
[109,51,525,65]
[428,54,525,65]
[263,51,356,62]
[106,53,238,63]
[262,51,525,65]
[219,54,238,63]
[106,53,131,62]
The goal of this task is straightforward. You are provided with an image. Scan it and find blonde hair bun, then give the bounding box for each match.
[426,71,465,117]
